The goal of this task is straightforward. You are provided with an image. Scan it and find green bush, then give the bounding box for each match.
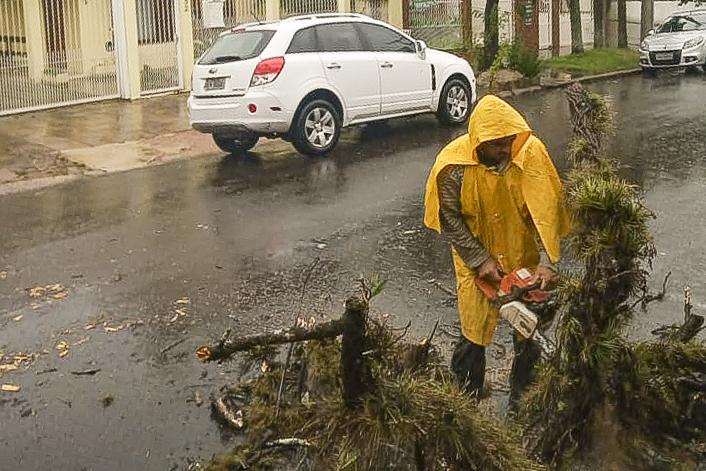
[509,40,543,78]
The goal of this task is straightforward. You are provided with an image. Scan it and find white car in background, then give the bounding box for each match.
[188,14,477,156]
[640,9,706,73]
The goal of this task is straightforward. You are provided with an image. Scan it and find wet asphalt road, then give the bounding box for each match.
[2,72,706,470]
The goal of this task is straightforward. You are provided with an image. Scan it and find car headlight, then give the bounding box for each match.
[683,37,705,49]
[640,40,649,51]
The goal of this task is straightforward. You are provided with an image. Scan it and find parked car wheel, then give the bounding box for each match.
[292,99,341,156]
[437,78,472,125]
[213,133,259,154]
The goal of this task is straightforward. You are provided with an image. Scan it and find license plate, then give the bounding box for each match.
[655,52,674,61]
[204,77,226,90]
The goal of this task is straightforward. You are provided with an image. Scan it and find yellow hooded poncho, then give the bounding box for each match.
[424,95,570,346]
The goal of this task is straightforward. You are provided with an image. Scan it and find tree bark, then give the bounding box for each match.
[640,0,654,40]
[197,319,345,362]
[341,297,371,408]
[483,0,500,68]
[551,0,561,56]
[593,0,605,48]
[569,0,584,54]
[462,0,473,50]
[618,0,628,48]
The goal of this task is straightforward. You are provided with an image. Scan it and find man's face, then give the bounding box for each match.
[477,135,516,167]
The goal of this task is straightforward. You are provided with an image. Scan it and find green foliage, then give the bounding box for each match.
[543,48,639,77]
[207,318,545,470]
[508,40,543,78]
[618,341,706,445]
[521,88,657,466]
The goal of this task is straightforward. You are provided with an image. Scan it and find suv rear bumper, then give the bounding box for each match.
[188,90,292,135]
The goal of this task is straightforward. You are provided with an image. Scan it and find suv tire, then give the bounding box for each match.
[292,99,341,156]
[213,133,259,154]
[437,78,472,125]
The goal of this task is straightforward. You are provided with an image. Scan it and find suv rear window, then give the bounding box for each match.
[199,30,275,65]
[287,26,318,54]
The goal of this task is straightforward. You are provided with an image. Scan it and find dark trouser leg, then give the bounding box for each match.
[451,336,486,396]
[509,332,541,408]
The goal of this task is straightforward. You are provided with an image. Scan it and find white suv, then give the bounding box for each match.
[188,14,477,156]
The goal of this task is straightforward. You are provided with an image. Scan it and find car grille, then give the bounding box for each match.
[649,50,682,66]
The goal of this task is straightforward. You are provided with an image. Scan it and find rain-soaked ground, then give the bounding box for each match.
[1,71,706,470]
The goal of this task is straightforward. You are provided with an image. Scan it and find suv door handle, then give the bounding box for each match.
[326,63,341,69]
[381,62,393,68]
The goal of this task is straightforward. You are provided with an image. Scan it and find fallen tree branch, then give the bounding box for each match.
[264,438,312,448]
[196,320,344,363]
[629,271,672,311]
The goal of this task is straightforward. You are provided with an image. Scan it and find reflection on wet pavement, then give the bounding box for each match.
[1,72,705,470]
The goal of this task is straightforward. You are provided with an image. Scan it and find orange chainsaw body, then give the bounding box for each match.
[475,268,550,304]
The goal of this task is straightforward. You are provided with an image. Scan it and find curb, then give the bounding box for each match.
[488,67,642,98]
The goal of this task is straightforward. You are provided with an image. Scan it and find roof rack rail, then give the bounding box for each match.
[282,13,369,21]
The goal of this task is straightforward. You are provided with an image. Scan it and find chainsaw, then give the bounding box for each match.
[475,268,555,352]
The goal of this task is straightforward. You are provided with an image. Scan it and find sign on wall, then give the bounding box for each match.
[202,0,226,28]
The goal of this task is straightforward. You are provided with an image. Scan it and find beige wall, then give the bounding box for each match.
[78,0,117,75]
[0,0,27,56]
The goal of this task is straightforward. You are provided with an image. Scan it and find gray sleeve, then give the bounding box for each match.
[437,165,491,270]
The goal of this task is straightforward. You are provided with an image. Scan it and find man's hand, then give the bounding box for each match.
[532,266,558,290]
[477,258,504,284]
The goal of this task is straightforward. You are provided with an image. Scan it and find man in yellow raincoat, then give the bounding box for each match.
[424,95,569,400]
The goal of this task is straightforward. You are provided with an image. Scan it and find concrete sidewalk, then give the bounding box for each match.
[0,93,223,194]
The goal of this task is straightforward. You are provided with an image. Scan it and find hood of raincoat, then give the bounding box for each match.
[423,95,569,263]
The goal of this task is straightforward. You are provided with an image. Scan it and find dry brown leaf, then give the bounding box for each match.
[175,298,190,305]
[52,292,67,300]
[1,384,21,392]
[29,287,46,298]
[195,347,211,361]
[174,309,187,317]
[0,271,7,280]
[0,365,19,374]
[55,341,70,358]
[13,315,23,322]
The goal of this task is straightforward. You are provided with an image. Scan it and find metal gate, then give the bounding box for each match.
[191,0,266,59]
[136,0,182,95]
[409,0,462,48]
[351,0,388,21]
[281,0,337,18]
[0,0,119,116]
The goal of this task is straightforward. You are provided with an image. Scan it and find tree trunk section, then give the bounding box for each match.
[462,0,473,49]
[341,297,371,408]
[552,0,560,56]
[593,0,604,48]
[483,0,500,68]
[640,0,654,40]
[618,0,628,48]
[569,0,584,54]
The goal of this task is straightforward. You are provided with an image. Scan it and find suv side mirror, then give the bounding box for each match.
[416,40,427,59]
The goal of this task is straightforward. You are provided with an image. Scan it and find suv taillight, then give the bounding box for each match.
[250,57,285,87]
